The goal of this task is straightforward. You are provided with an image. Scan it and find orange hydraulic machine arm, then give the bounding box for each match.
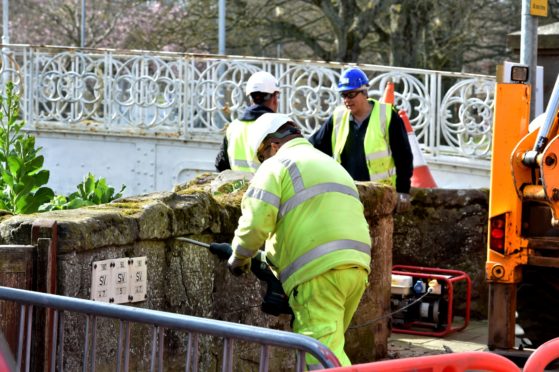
[487,68,559,351]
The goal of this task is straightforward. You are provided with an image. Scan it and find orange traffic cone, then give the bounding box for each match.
[399,109,438,188]
[380,82,437,188]
[381,81,395,104]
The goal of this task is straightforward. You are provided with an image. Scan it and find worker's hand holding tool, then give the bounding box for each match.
[227,254,251,276]
[209,243,233,260]
[177,237,292,316]
[396,193,412,213]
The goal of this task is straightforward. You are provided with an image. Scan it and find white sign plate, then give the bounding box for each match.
[91,256,148,304]
[91,259,112,302]
[128,257,147,302]
[112,258,130,304]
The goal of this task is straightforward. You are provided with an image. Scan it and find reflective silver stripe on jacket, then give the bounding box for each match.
[279,239,371,283]
[235,244,254,259]
[366,102,393,182]
[379,103,393,158]
[332,107,346,142]
[276,158,360,218]
[278,183,359,219]
[369,168,396,182]
[231,159,259,170]
[365,149,391,161]
[245,187,281,209]
[279,158,305,192]
[379,103,387,138]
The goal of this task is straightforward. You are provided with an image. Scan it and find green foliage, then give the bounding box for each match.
[0,83,126,214]
[0,82,54,214]
[40,173,126,211]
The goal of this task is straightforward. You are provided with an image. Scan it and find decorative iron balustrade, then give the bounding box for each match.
[0,44,495,160]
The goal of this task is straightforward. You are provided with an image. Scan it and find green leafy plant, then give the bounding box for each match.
[40,173,126,211]
[0,82,54,214]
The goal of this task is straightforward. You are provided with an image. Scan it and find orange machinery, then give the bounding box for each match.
[487,67,559,352]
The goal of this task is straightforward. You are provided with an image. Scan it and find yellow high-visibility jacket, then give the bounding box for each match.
[226,119,260,172]
[231,137,371,295]
[331,99,396,186]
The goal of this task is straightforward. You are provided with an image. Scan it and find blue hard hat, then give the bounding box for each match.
[337,67,369,92]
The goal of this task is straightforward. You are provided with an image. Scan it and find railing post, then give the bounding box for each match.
[431,72,439,156]
[104,51,110,129]
[222,337,233,372]
[23,47,31,127]
[31,219,58,370]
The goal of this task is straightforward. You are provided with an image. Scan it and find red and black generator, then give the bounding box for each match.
[390,265,471,337]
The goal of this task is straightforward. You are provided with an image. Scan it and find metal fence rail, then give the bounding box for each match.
[0,286,340,371]
[0,44,495,163]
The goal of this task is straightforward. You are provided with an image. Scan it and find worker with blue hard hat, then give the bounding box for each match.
[310,67,414,212]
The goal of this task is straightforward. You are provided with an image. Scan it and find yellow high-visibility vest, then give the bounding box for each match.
[331,99,396,186]
[231,138,371,295]
[226,119,260,172]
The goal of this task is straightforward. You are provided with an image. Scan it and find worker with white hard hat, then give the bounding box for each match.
[227,112,371,368]
[215,71,280,173]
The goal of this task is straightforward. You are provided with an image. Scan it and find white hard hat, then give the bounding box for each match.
[250,113,293,154]
[246,71,280,96]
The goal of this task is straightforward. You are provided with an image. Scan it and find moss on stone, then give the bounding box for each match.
[107,202,144,215]
[110,201,143,209]
[213,182,248,207]
[176,187,208,196]
[174,172,248,208]
[83,202,144,217]
[174,172,215,194]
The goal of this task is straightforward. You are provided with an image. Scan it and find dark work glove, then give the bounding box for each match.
[209,243,233,260]
[227,255,251,276]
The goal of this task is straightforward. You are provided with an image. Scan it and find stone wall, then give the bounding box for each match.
[0,177,397,370]
[393,188,489,319]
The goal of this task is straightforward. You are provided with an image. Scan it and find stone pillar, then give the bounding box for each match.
[346,183,396,362]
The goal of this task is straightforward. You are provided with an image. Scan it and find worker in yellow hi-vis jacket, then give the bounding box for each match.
[227,113,371,368]
[215,71,280,173]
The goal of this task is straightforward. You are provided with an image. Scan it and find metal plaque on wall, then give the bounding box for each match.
[91,257,147,303]
[129,257,147,302]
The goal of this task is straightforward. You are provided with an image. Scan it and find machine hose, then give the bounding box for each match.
[348,287,433,330]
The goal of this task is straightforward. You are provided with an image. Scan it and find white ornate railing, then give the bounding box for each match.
[0,44,495,161]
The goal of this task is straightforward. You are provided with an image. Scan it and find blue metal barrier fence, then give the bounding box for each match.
[0,286,340,371]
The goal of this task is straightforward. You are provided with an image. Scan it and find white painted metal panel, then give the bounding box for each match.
[33,131,220,196]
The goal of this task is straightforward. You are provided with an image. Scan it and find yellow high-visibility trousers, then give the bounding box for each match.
[288,266,368,368]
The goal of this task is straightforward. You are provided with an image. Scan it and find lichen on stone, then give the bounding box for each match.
[174,172,216,194]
